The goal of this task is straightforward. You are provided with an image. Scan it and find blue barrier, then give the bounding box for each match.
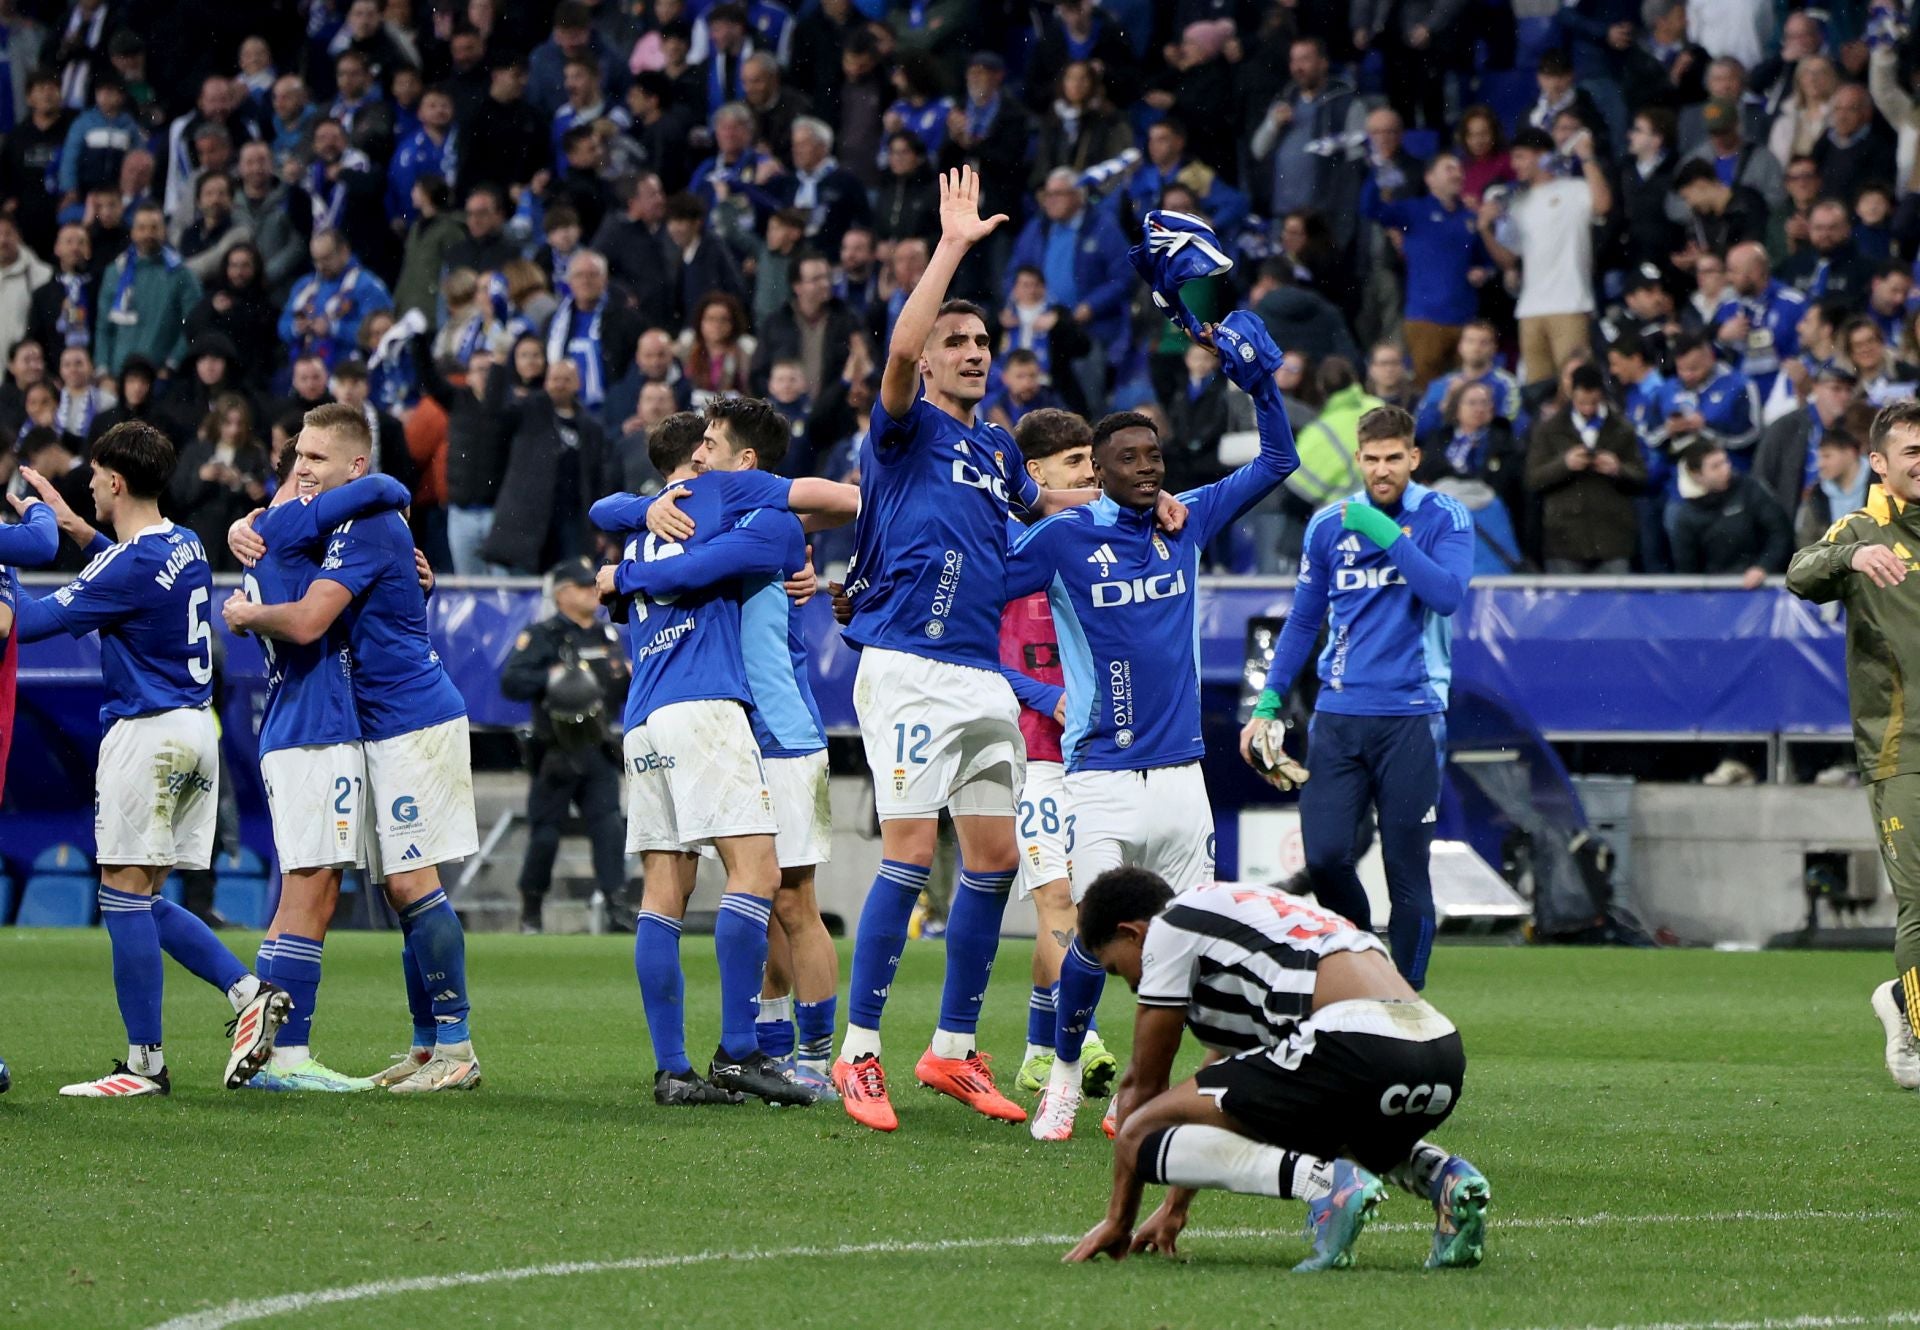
[3,576,1850,872]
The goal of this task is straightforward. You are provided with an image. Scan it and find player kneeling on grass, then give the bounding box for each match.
[1063,868,1488,1273]
[8,434,289,1098]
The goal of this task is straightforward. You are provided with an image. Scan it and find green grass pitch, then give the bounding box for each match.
[2,932,1917,1329]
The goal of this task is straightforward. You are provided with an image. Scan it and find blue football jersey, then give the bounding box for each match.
[593,470,796,727]
[315,510,466,742]
[28,521,215,726]
[843,396,1042,672]
[248,476,413,755]
[1265,484,1476,717]
[0,500,60,568]
[1006,385,1298,771]
[737,510,826,758]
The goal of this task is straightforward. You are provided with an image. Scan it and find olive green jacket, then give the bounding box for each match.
[1787,484,1920,782]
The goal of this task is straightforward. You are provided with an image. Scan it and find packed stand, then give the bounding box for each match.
[0,0,1912,577]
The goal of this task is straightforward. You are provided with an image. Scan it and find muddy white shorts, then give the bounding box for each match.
[625,698,778,852]
[95,707,219,869]
[854,647,1022,821]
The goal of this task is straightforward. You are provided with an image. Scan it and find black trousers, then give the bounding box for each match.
[519,746,627,903]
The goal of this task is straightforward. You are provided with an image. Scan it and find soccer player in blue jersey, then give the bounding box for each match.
[226,444,414,1091]
[1003,312,1300,1141]
[1242,404,1475,991]
[8,432,290,1098]
[591,409,858,1107]
[221,404,482,1094]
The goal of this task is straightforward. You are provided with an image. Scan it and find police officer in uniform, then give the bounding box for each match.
[1593,264,1679,374]
[501,557,631,933]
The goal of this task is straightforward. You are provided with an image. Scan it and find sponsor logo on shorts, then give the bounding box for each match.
[1379,1083,1454,1116]
[392,795,420,824]
[166,770,214,796]
[632,752,676,772]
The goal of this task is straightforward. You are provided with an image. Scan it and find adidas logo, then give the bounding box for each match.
[1336,535,1363,554]
[1421,806,1437,825]
[432,990,459,1004]
[1086,543,1119,575]
[400,844,423,861]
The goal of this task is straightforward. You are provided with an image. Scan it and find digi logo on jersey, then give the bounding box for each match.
[1335,567,1407,591]
[949,456,1010,503]
[1091,570,1187,607]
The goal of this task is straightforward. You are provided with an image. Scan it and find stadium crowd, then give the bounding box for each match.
[0,0,1908,582]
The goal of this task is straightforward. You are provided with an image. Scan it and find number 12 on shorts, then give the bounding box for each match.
[894,723,931,765]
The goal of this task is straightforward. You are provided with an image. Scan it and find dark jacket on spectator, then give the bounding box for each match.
[183,276,278,389]
[167,435,269,572]
[750,298,858,397]
[1610,152,1684,272]
[1525,407,1647,563]
[1165,370,1234,494]
[1813,123,1899,207]
[1030,105,1135,193]
[1681,183,1771,256]
[28,269,98,364]
[1026,12,1141,114]
[592,215,676,324]
[1779,239,1876,304]
[421,336,508,509]
[874,162,940,244]
[769,165,874,262]
[1670,471,1792,573]
[459,94,549,195]
[483,390,615,573]
[1416,418,1529,553]
[938,98,1032,229]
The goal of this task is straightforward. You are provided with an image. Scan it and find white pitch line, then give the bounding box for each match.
[146,1208,1913,1330]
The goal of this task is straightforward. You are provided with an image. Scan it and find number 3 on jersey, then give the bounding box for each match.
[187,585,214,684]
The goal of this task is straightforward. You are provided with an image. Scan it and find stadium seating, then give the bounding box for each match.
[18,844,97,927]
[212,847,273,930]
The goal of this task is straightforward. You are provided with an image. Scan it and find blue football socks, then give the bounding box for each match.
[795,996,836,1066]
[937,867,1016,1037]
[715,893,773,1061]
[756,994,796,1060]
[272,934,324,1049]
[635,910,692,1075]
[99,887,164,1050]
[846,860,929,1031]
[400,889,470,1046]
[150,895,248,995]
[1027,983,1057,1051]
[1056,936,1107,1064]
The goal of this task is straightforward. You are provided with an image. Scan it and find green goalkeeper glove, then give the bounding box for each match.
[1342,500,1404,550]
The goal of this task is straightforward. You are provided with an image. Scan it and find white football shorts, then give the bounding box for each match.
[854,647,1022,821]
[261,741,369,872]
[766,750,831,869]
[1015,759,1072,898]
[1064,761,1216,903]
[625,698,778,853]
[362,716,479,875]
[95,707,219,869]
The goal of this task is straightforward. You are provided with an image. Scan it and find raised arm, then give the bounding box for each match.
[880,166,1008,420]
[1342,498,1474,615]
[0,498,61,567]
[1184,320,1301,548]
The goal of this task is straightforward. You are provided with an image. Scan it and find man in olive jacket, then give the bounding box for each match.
[1787,398,1920,1092]
[1525,363,1647,572]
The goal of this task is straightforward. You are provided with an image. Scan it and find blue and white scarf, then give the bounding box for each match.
[707,49,744,113]
[55,273,91,347]
[546,297,606,406]
[309,147,371,231]
[109,245,183,324]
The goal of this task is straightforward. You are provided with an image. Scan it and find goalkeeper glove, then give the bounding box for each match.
[1342,500,1404,550]
[1244,691,1309,792]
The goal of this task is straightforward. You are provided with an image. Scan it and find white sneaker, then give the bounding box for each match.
[223,984,292,1089]
[1702,759,1757,787]
[1870,980,1920,1089]
[368,1048,432,1088]
[388,1049,483,1094]
[60,1061,169,1098]
[1030,1081,1082,1141]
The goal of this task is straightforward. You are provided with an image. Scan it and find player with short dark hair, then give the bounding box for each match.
[221,403,482,1094]
[10,425,290,1098]
[591,407,859,1106]
[1003,313,1299,1142]
[1062,867,1488,1272]
[1242,404,1474,992]
[224,435,414,1091]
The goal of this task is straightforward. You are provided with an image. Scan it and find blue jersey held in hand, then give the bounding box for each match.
[842,396,1042,672]
[1265,484,1476,717]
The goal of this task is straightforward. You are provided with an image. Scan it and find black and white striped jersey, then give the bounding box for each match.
[1136,882,1388,1056]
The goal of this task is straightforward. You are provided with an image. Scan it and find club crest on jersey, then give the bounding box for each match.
[925,618,944,639]
[893,768,906,794]
[1152,535,1170,561]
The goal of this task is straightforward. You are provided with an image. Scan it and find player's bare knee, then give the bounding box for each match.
[880,816,939,865]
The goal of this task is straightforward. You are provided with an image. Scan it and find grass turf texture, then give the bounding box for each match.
[2,934,1917,1330]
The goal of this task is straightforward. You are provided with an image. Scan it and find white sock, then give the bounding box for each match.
[1388,1141,1452,1197]
[1153,1124,1315,1200]
[758,994,794,1023]
[437,1038,473,1059]
[227,974,262,1014]
[1046,1057,1082,1092]
[271,1044,310,1071]
[128,1043,164,1076]
[839,1024,882,1062]
[1024,1042,1052,1064]
[930,1027,973,1059]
